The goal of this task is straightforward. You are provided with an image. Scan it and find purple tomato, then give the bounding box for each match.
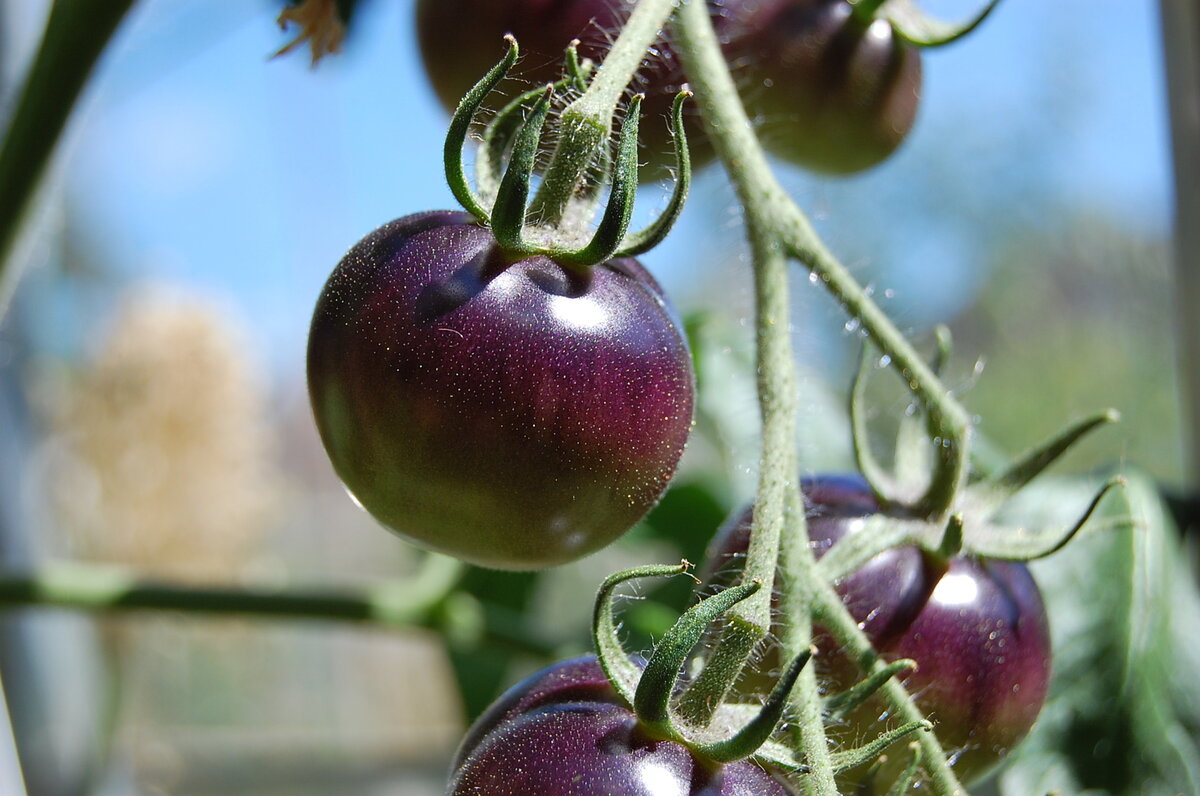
[449,655,796,795]
[307,211,694,570]
[704,475,1051,786]
[719,0,922,173]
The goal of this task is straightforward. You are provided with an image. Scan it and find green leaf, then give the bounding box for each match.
[997,472,1200,796]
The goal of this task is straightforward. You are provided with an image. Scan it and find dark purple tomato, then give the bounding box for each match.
[449,655,796,795]
[307,210,694,570]
[415,0,714,181]
[718,0,922,174]
[704,475,1051,787]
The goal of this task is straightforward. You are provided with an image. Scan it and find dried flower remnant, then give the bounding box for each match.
[274,0,346,66]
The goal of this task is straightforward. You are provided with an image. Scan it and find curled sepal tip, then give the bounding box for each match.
[616,90,694,258]
[634,580,761,733]
[829,719,932,773]
[825,658,917,719]
[965,475,1125,561]
[592,562,694,709]
[977,409,1121,512]
[850,342,902,506]
[563,39,591,92]
[882,0,1005,48]
[691,647,813,764]
[557,94,644,268]
[886,742,924,796]
[445,35,518,221]
[491,84,555,254]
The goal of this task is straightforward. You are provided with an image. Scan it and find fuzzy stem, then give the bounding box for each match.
[527,0,677,224]
[672,0,816,772]
[780,216,973,520]
[779,488,839,796]
[672,1,966,792]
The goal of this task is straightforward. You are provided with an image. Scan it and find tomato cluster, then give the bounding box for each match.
[304,1,1054,790]
[416,0,920,177]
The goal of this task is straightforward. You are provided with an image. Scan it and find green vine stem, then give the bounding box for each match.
[527,0,678,225]
[0,0,135,305]
[0,557,557,659]
[672,0,967,793]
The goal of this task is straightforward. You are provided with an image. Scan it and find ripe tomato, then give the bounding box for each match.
[719,0,922,173]
[307,211,694,570]
[449,655,797,795]
[704,475,1051,786]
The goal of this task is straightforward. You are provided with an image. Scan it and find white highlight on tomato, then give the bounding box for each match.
[638,761,687,796]
[549,295,607,330]
[932,572,980,607]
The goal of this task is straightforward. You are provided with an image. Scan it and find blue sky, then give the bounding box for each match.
[13,0,1172,377]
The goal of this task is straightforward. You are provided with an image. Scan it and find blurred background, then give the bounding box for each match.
[0,0,1190,794]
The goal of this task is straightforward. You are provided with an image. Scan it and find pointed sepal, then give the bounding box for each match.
[963,476,1125,561]
[592,562,694,708]
[691,647,813,764]
[563,39,591,91]
[445,35,518,221]
[886,742,924,795]
[825,658,917,719]
[851,343,902,504]
[557,94,643,267]
[616,90,694,258]
[937,513,965,559]
[491,84,555,254]
[634,579,761,731]
[817,514,925,584]
[830,720,932,773]
[975,409,1120,512]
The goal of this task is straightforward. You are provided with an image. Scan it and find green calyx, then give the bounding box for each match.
[847,327,1124,564]
[442,36,693,269]
[591,564,811,767]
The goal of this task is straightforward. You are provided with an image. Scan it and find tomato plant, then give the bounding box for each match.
[448,655,797,795]
[705,475,1052,788]
[3,1,1190,795]
[307,210,694,570]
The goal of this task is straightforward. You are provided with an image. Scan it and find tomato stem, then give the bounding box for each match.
[0,557,566,659]
[0,0,135,312]
[672,0,972,791]
[528,0,679,225]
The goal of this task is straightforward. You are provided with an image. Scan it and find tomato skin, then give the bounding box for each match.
[704,475,1051,786]
[719,0,922,174]
[448,656,797,795]
[307,211,694,570]
[415,0,713,181]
